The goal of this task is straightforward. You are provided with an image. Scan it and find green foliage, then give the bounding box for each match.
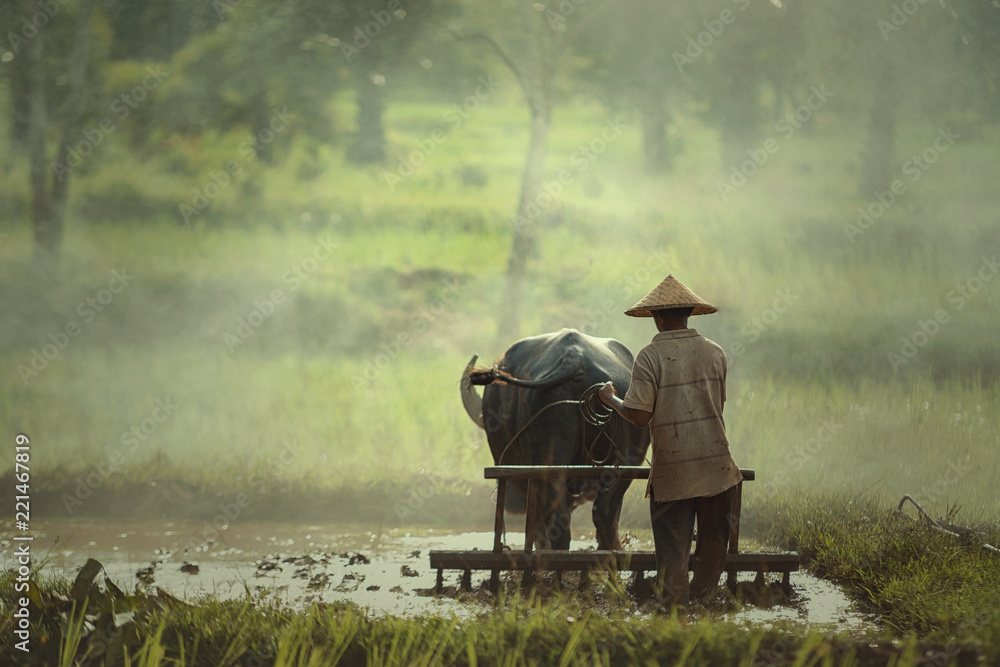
[751,493,1000,655]
[153,3,344,154]
[5,561,989,666]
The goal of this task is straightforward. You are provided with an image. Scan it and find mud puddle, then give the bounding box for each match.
[0,519,875,630]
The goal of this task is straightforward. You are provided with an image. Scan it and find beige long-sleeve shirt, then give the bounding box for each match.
[622,328,743,502]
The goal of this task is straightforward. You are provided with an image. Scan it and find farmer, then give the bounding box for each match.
[598,274,743,609]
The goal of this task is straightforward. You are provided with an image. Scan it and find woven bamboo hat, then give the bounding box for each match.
[625,274,717,317]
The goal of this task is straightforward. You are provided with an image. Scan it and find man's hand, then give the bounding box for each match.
[599,381,652,428]
[598,381,617,406]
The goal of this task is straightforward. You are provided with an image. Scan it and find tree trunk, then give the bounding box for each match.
[859,62,897,196]
[348,53,386,164]
[251,88,274,163]
[7,52,31,156]
[639,77,670,173]
[498,106,551,344]
[30,0,93,260]
[496,0,554,345]
[27,37,57,257]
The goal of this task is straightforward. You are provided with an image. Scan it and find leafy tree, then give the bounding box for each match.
[100,0,210,61]
[568,0,694,173]
[155,2,345,161]
[686,0,802,168]
[808,0,970,195]
[324,0,434,164]
[1,0,100,258]
[576,0,806,173]
[946,0,1000,119]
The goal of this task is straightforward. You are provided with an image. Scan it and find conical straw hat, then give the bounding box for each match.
[625,274,717,317]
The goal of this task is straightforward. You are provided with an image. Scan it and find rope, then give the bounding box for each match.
[495,382,624,466]
[496,400,580,464]
[578,383,621,465]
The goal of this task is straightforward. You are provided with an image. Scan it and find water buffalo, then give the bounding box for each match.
[461,329,650,550]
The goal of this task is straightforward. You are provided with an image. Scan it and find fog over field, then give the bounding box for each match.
[1,0,998,532]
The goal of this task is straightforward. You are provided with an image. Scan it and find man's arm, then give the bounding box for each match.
[597,383,652,428]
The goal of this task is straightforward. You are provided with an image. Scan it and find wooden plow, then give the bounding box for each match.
[429,466,799,595]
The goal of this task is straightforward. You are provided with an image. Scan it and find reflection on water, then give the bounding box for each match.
[0,519,874,629]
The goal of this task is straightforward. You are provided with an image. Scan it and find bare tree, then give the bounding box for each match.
[452,1,596,344]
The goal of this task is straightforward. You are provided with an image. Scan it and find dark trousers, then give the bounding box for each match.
[649,483,740,608]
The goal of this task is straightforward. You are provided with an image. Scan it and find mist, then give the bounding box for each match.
[1,0,998,533]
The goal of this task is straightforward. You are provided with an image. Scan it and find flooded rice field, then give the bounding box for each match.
[1,519,876,631]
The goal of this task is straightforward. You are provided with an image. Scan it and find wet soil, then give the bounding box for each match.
[0,519,876,631]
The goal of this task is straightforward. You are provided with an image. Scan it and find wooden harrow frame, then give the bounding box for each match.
[429,466,799,595]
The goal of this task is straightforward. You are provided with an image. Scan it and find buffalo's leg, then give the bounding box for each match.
[592,470,630,550]
[541,479,572,550]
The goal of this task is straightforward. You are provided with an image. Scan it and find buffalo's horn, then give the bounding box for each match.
[461,355,486,429]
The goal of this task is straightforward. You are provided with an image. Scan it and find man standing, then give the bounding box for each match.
[598,274,743,609]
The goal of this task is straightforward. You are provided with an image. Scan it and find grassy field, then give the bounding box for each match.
[2,97,999,523]
[2,87,1000,664]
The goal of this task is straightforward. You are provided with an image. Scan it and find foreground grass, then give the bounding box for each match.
[2,493,999,666]
[0,568,969,667]
[754,494,1000,649]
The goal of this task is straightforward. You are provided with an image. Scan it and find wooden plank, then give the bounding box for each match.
[728,481,743,556]
[493,479,506,552]
[490,479,506,594]
[726,481,744,592]
[484,466,755,482]
[429,550,799,573]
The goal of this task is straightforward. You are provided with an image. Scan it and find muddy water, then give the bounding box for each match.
[1,519,875,631]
